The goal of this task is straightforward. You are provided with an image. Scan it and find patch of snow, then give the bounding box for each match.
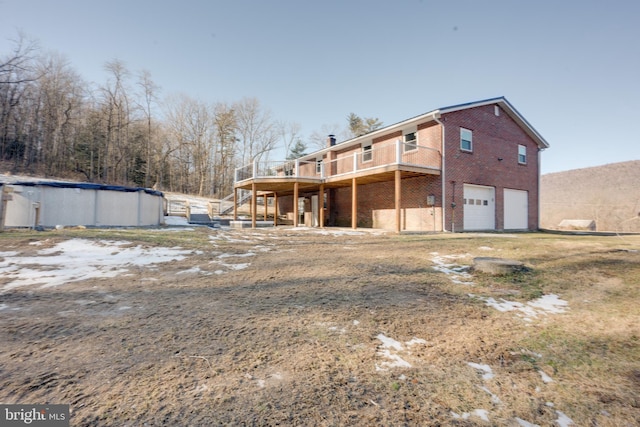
[406,337,427,346]
[451,409,490,422]
[218,262,250,271]
[539,370,554,383]
[431,253,474,285]
[515,418,540,427]
[0,251,20,258]
[353,320,360,326]
[375,349,412,370]
[555,410,574,427]
[177,267,202,275]
[0,303,8,311]
[375,334,426,371]
[473,409,490,422]
[467,362,494,380]
[377,334,404,351]
[472,294,568,319]
[1,239,190,290]
[217,252,255,259]
[528,294,568,314]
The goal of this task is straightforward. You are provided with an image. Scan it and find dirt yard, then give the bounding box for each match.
[1,226,639,426]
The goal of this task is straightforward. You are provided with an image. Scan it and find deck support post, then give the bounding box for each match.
[263,194,268,223]
[251,182,257,229]
[233,187,238,221]
[319,184,325,228]
[395,170,402,233]
[274,193,278,226]
[351,178,357,229]
[293,182,299,227]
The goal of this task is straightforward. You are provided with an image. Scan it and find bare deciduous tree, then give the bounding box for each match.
[235,97,278,166]
[136,69,160,187]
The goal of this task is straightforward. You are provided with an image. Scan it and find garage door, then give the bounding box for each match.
[504,189,528,230]
[463,184,495,230]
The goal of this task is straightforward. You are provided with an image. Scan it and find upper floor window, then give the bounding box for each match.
[518,144,527,164]
[316,158,323,173]
[362,143,372,162]
[284,162,294,176]
[403,132,417,152]
[460,128,473,152]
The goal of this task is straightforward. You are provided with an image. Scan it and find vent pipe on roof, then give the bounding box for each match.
[327,134,336,147]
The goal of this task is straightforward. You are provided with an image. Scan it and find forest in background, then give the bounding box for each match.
[0,34,383,198]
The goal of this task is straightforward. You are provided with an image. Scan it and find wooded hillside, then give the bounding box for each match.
[541,160,640,232]
[0,35,298,198]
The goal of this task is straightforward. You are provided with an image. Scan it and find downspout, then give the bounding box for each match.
[537,146,545,230]
[434,115,446,232]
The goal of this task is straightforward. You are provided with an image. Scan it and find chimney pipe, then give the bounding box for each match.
[327,134,336,147]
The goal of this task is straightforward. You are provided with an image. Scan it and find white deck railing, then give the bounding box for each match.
[235,140,441,183]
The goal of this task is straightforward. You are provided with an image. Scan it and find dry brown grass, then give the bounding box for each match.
[0,228,639,426]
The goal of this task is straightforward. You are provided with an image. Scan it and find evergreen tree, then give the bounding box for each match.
[287,139,307,159]
[347,113,383,137]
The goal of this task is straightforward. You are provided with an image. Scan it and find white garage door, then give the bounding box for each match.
[504,189,528,230]
[463,184,495,230]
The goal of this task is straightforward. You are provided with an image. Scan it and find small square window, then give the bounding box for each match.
[469,199,475,205]
[483,200,488,206]
[518,144,527,164]
[460,128,472,151]
[476,199,482,205]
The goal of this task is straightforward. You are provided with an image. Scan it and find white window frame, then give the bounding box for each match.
[316,158,323,174]
[518,144,527,164]
[403,132,417,152]
[460,128,473,152]
[362,143,372,162]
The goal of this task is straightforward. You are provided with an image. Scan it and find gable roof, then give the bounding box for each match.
[439,97,550,149]
[299,96,549,161]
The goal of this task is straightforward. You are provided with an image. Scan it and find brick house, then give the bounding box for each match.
[233,97,549,232]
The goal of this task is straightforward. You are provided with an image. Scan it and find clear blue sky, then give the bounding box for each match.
[1,0,639,174]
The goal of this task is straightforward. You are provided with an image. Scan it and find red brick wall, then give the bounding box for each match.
[275,102,540,231]
[332,175,441,228]
[441,104,540,231]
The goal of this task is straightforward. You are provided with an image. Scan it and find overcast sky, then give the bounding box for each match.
[1,0,639,174]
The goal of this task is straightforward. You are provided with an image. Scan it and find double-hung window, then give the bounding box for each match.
[403,132,417,152]
[362,144,373,162]
[316,158,323,174]
[460,128,473,152]
[518,144,527,164]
